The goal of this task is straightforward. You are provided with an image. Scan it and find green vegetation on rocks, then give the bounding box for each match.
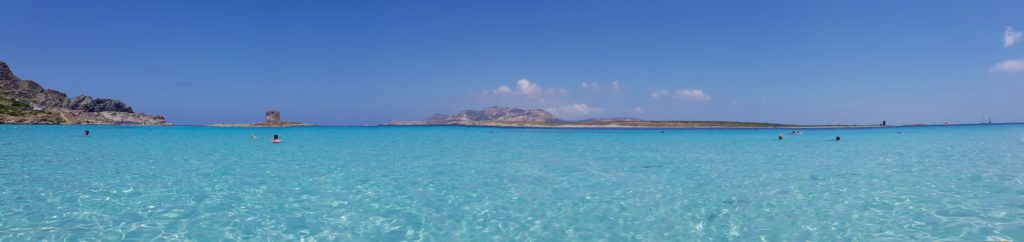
[0,98,30,116]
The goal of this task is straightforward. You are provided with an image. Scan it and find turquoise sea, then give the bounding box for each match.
[1,124,1023,241]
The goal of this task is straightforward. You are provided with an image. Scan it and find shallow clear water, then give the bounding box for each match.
[1,124,1023,241]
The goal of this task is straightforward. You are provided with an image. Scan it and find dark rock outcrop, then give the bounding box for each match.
[0,61,19,87]
[1,62,43,97]
[67,96,133,113]
[33,89,70,108]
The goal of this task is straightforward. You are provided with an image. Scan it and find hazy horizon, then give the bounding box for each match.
[3,1,1023,125]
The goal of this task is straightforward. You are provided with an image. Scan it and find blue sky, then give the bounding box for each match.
[3,0,1023,125]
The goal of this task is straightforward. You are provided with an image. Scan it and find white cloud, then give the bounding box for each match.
[676,89,711,101]
[485,79,566,97]
[650,89,670,98]
[989,59,1024,73]
[545,103,604,118]
[651,89,711,101]
[516,79,542,95]
[580,81,621,92]
[494,85,513,94]
[631,106,645,113]
[1005,26,1022,47]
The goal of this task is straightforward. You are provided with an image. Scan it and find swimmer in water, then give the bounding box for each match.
[835,135,841,141]
[778,134,784,140]
[272,134,281,143]
[83,130,90,137]
[251,134,257,139]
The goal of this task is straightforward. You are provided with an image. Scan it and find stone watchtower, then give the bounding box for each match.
[265,110,281,123]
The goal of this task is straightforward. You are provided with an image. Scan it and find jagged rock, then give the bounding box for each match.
[0,61,19,87]
[86,98,133,113]
[67,96,92,110]
[0,62,44,97]
[34,89,70,108]
[67,95,133,113]
[5,79,45,97]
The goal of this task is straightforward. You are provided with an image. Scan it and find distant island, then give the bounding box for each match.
[388,106,877,129]
[0,61,167,125]
[210,110,312,127]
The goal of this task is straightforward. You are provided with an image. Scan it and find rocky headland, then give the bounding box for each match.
[0,61,168,125]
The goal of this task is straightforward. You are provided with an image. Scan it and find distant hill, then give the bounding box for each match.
[388,106,874,129]
[429,106,558,123]
[390,106,560,126]
[0,61,167,125]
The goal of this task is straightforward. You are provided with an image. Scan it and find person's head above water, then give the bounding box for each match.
[83,130,89,136]
[273,134,279,139]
